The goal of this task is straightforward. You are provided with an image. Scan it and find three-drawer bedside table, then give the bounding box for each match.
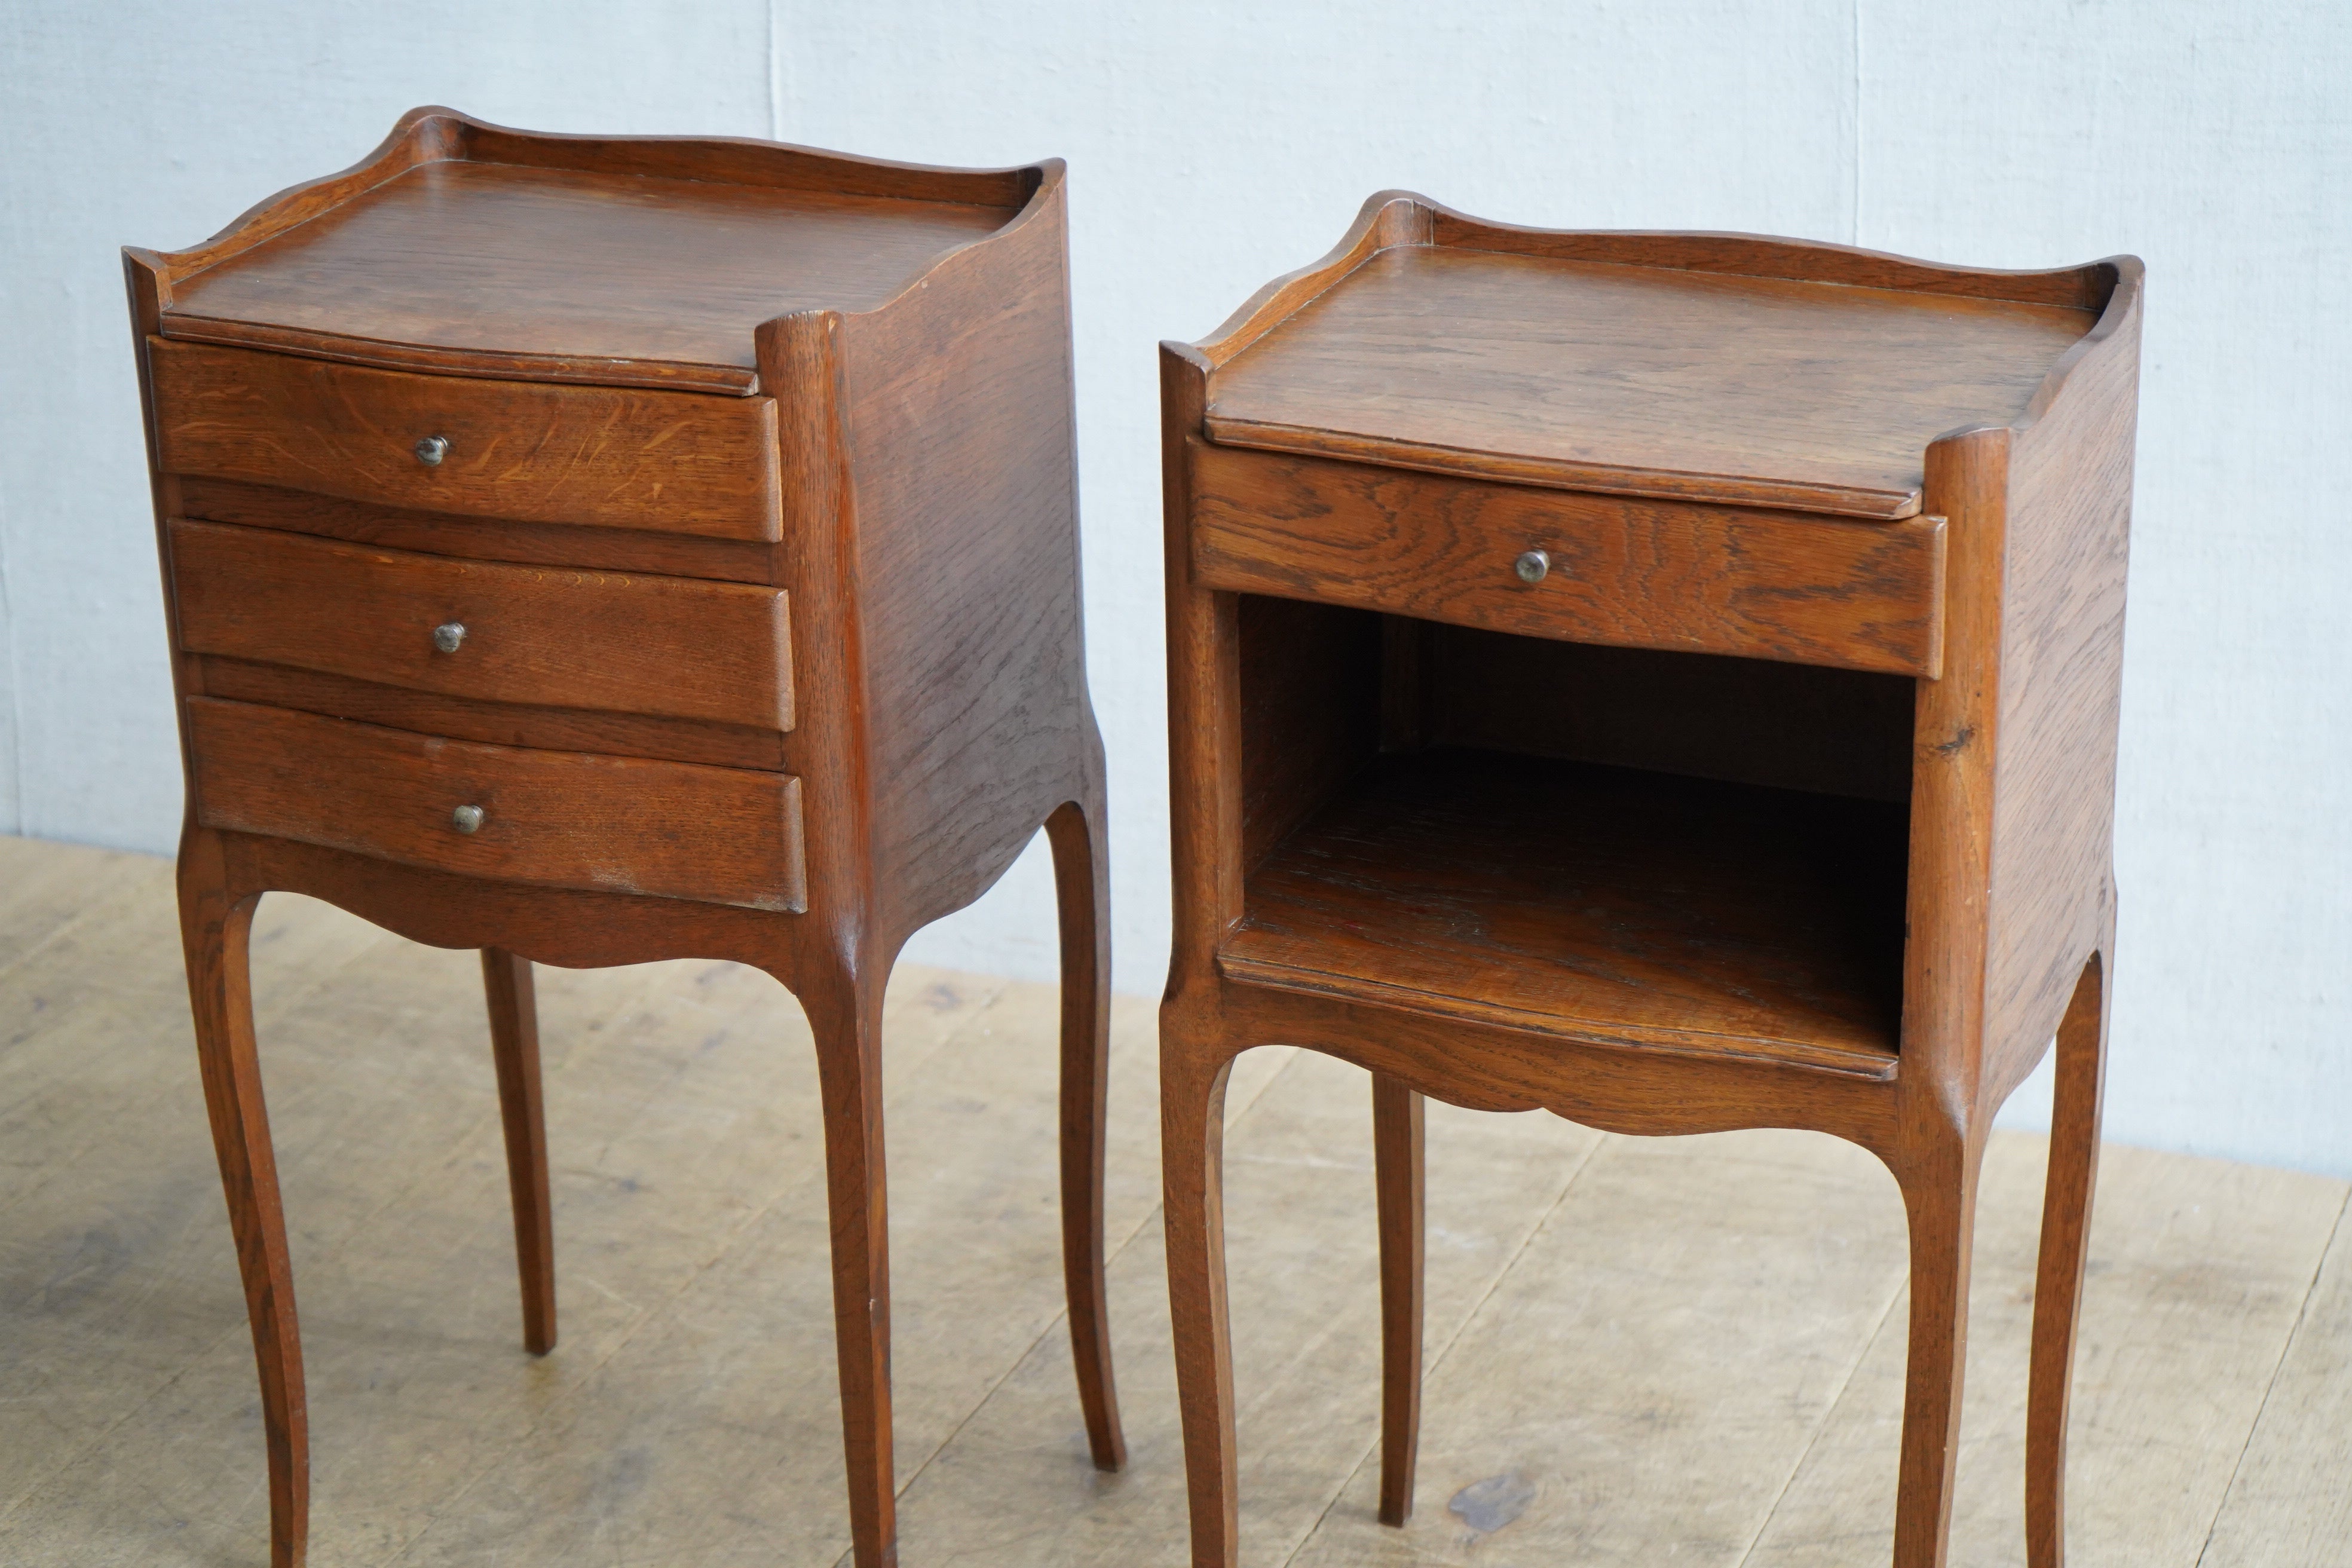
[1158,196,2139,1567]
[126,107,1123,1568]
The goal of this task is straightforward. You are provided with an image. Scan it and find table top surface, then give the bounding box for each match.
[165,159,1013,392]
[1206,245,2100,519]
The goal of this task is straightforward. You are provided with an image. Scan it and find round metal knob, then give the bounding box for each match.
[433,622,466,654]
[414,435,450,467]
[1514,549,1551,584]
[451,804,485,835]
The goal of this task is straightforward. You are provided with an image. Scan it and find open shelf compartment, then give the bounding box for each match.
[1220,596,1916,1077]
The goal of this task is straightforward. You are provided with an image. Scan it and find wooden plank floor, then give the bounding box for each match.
[1,833,2345,1566]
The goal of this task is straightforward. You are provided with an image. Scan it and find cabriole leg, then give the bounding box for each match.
[482,947,555,1355]
[1163,1034,1240,1568]
[1046,795,1126,1471]
[1372,1074,1425,1526]
[2027,950,2110,1567]
[179,827,308,1568]
[1892,1126,1984,1568]
[806,960,899,1568]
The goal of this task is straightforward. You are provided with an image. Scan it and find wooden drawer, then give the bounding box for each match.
[187,699,805,911]
[170,519,792,731]
[148,339,782,543]
[1188,439,1946,678]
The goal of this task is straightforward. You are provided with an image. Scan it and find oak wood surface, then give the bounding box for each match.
[479,947,556,1357]
[1235,595,1381,874]
[186,698,806,913]
[131,109,1122,1568]
[1190,438,1947,676]
[835,165,1105,953]
[1206,244,2097,520]
[157,109,1027,396]
[151,340,783,541]
[170,519,794,731]
[1370,1076,1423,1527]
[1160,205,2141,1568]
[177,476,775,585]
[197,657,789,773]
[1225,747,1910,1074]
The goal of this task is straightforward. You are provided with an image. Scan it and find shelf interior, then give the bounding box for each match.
[1226,747,1909,1073]
[1223,596,1916,1075]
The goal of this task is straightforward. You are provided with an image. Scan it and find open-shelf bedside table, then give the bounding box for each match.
[126,107,1123,1568]
[1158,195,2140,1568]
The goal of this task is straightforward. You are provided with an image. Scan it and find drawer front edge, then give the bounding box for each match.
[170,518,792,731]
[1189,439,1946,678]
[188,698,806,912]
[151,339,782,543]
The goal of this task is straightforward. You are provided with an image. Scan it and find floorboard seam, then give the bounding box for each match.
[1278,1125,1610,1568]
[829,1040,1310,1567]
[376,976,1021,1567]
[2192,1184,2350,1568]
[1733,1255,1909,1567]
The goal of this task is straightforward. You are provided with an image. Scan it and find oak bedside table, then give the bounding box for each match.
[125,107,1122,1568]
[1159,196,2140,1568]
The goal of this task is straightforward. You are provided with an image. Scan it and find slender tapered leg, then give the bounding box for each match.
[1163,1034,1240,1568]
[178,828,307,1568]
[1372,1074,1425,1526]
[482,947,555,1356]
[2027,950,2110,1567]
[806,961,898,1568]
[1892,1127,1984,1568]
[1046,796,1126,1471]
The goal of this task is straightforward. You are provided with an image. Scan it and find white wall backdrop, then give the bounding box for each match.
[1,1,2344,1175]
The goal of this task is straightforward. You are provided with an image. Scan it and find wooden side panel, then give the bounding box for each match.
[150,340,782,541]
[187,698,804,911]
[170,519,792,730]
[1237,596,1382,870]
[838,177,1097,947]
[1982,301,2142,1104]
[1189,441,1946,677]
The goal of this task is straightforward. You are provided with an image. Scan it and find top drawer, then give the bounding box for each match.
[1187,440,1947,678]
[147,339,782,543]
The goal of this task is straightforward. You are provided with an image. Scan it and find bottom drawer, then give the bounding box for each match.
[187,698,805,912]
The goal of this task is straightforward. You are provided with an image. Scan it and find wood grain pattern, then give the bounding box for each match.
[1980,267,2142,1111]
[197,658,787,772]
[170,519,793,730]
[1371,1075,1423,1527]
[1235,595,1380,873]
[151,340,783,541]
[835,160,1107,952]
[480,947,555,1357]
[186,698,806,912]
[1160,206,2142,1568]
[167,162,1009,396]
[151,107,1031,395]
[1207,245,2097,520]
[177,476,774,584]
[131,114,1122,1568]
[1190,439,1947,676]
[174,829,306,1568]
[1224,748,1910,1075]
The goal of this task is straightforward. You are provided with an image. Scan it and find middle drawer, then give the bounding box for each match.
[170,520,793,731]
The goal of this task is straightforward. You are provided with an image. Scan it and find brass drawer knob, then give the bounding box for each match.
[1514,549,1551,584]
[451,804,486,834]
[414,435,450,466]
[433,621,466,654]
